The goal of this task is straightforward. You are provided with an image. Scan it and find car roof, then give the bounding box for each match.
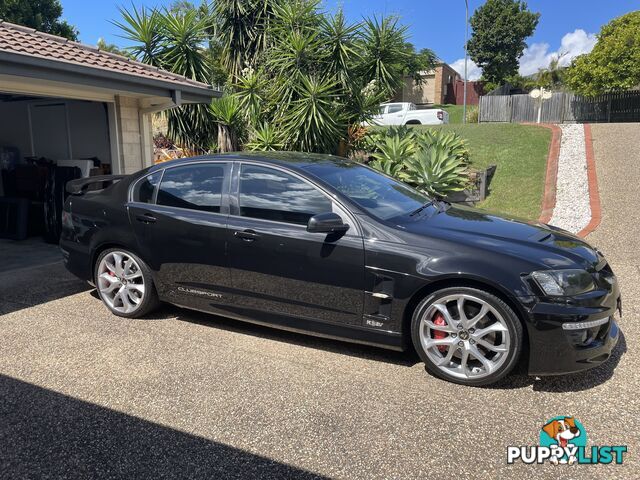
[146,151,354,174]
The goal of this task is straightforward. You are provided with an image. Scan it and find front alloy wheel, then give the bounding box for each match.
[411,287,523,386]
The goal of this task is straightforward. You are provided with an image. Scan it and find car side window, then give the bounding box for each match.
[132,172,160,203]
[238,164,332,225]
[156,163,226,213]
[387,104,403,114]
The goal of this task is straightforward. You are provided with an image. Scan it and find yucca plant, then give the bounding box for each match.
[210,95,244,152]
[401,142,469,197]
[213,0,278,78]
[321,10,360,89]
[357,16,410,97]
[112,5,163,65]
[246,123,284,151]
[115,6,217,152]
[281,74,343,153]
[235,67,268,123]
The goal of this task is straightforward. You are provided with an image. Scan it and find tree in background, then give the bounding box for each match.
[214,0,279,79]
[467,0,539,87]
[535,53,566,90]
[114,5,216,152]
[565,11,640,96]
[96,38,133,58]
[0,0,78,40]
[115,0,434,154]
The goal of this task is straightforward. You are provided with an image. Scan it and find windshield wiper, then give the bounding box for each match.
[409,198,450,216]
[409,201,435,216]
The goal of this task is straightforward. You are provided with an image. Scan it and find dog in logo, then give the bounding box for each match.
[542,417,581,464]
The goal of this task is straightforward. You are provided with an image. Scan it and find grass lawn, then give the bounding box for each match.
[418,123,551,220]
[431,104,465,124]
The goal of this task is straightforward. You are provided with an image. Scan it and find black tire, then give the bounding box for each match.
[405,120,422,125]
[94,248,160,318]
[410,286,523,386]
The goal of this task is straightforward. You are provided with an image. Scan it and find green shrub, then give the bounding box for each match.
[365,126,470,197]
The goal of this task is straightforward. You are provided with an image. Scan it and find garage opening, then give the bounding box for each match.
[0,93,113,273]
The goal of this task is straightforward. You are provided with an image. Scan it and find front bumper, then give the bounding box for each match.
[520,275,622,376]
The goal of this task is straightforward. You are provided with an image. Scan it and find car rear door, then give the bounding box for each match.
[127,162,233,311]
[226,162,365,326]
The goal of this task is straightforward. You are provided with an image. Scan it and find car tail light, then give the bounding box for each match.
[437,111,443,121]
[62,210,73,230]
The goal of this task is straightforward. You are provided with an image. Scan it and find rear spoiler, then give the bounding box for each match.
[66,175,127,195]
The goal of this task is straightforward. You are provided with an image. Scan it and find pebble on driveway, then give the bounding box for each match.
[549,124,592,234]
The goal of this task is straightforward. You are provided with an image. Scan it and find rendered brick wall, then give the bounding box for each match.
[115,95,151,174]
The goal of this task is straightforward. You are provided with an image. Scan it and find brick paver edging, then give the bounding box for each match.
[526,123,562,224]
[575,124,602,238]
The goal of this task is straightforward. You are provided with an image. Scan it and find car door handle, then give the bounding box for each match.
[136,213,156,224]
[234,229,260,241]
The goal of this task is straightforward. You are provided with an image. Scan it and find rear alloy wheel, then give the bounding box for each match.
[411,287,523,386]
[95,249,159,318]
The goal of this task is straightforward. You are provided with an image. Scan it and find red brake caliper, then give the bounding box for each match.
[432,313,448,353]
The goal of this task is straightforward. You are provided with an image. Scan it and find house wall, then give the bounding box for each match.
[435,64,460,105]
[114,95,154,174]
[393,64,462,105]
[394,74,437,105]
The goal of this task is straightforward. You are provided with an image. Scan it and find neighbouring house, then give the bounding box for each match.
[0,20,219,256]
[393,63,484,106]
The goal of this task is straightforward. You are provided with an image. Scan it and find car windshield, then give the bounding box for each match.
[303,163,432,220]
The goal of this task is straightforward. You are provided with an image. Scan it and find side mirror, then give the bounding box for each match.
[307,212,350,234]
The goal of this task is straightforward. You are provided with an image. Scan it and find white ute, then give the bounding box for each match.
[369,102,449,126]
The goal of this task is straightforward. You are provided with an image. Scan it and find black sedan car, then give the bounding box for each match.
[61,153,621,386]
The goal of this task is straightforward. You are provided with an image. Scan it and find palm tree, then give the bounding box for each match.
[536,53,567,89]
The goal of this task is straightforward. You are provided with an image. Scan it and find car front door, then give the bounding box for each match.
[385,104,405,125]
[226,162,365,326]
[127,162,233,311]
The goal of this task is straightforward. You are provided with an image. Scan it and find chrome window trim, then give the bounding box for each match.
[128,160,231,204]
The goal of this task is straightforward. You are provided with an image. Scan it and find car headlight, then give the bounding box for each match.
[531,269,595,296]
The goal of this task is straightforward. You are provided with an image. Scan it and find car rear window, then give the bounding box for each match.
[156,164,226,213]
[132,172,160,203]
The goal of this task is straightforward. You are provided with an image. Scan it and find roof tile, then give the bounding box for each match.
[0,20,213,91]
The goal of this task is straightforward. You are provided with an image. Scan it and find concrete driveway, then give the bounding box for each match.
[1,125,638,478]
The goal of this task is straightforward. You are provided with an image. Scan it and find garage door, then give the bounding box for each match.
[0,94,113,270]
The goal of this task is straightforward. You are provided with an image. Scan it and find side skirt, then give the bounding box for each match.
[167,300,406,352]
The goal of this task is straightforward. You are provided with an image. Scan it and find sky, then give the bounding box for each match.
[59,0,637,80]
